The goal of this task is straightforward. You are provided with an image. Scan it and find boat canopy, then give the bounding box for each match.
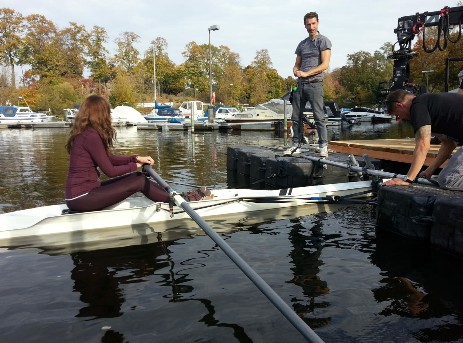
[0,106,17,117]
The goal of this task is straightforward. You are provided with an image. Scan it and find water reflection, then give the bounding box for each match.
[69,236,255,342]
[371,230,463,341]
[0,129,69,211]
[330,120,414,141]
[70,239,172,342]
[287,213,331,329]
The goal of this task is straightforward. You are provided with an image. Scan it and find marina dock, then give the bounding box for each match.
[137,120,282,132]
[0,121,71,129]
[330,138,447,167]
[227,143,463,260]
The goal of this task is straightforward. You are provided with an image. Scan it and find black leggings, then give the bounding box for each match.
[66,172,170,212]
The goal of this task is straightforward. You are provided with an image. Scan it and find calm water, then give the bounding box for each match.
[1,123,463,343]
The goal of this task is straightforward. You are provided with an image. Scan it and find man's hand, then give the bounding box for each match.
[383,178,411,186]
[418,168,433,179]
[295,70,308,78]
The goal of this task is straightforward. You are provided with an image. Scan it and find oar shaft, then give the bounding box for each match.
[143,165,324,343]
[300,155,436,186]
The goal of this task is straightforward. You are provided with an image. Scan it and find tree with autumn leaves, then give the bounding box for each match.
[1,7,462,115]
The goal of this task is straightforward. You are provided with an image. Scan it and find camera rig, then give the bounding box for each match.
[383,5,463,96]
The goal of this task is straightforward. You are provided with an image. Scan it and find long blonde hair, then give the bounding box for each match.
[66,95,116,154]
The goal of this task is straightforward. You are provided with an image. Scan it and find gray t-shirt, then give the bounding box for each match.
[295,33,332,82]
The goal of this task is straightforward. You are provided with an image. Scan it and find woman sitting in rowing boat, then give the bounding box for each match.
[65,95,210,212]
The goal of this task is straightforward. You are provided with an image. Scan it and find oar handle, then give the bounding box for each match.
[142,164,325,343]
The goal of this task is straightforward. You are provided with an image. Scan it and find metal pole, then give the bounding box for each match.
[421,70,433,91]
[208,25,219,106]
[190,101,194,132]
[153,45,157,102]
[142,165,325,343]
[229,83,234,105]
[445,58,450,92]
[284,88,289,145]
[208,29,212,105]
[298,154,436,186]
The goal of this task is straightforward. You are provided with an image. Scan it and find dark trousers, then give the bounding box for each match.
[66,172,170,212]
[291,82,327,146]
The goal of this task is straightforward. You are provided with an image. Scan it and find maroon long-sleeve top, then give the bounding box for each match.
[65,127,137,199]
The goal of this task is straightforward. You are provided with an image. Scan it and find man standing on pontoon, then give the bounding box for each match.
[285,11,331,157]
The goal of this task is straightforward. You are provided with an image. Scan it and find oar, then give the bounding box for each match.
[297,154,437,186]
[142,165,325,343]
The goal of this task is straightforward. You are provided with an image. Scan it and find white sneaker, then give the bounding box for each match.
[284,144,301,156]
[318,146,328,158]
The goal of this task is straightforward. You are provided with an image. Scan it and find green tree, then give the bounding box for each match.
[152,36,175,93]
[137,37,179,100]
[243,65,265,105]
[252,49,273,69]
[215,46,243,105]
[21,14,60,80]
[57,22,89,78]
[326,68,350,106]
[216,63,243,106]
[113,32,140,73]
[338,48,391,106]
[408,29,463,92]
[266,69,285,99]
[0,8,24,87]
[109,73,138,106]
[87,26,114,93]
[181,41,209,96]
[181,42,246,103]
[243,49,284,105]
[36,79,81,115]
[0,66,18,105]
[166,64,187,96]
[20,14,89,81]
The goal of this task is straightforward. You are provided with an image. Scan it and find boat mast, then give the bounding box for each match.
[153,45,157,102]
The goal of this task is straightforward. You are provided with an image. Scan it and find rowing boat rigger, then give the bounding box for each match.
[0,179,375,249]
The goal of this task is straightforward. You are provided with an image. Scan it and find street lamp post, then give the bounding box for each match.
[208,25,220,106]
[422,70,434,90]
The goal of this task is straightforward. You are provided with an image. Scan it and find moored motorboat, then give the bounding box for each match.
[214,106,241,120]
[343,107,392,123]
[63,108,78,122]
[111,106,148,126]
[0,105,55,124]
[144,107,182,123]
[224,104,285,123]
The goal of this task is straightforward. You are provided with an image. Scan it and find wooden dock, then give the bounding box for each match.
[329,138,451,167]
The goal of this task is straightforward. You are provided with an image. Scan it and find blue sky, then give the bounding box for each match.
[3,0,455,77]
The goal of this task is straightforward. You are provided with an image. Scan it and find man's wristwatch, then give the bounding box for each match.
[403,176,414,183]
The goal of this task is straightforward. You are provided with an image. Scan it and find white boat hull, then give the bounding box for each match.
[0,181,374,249]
